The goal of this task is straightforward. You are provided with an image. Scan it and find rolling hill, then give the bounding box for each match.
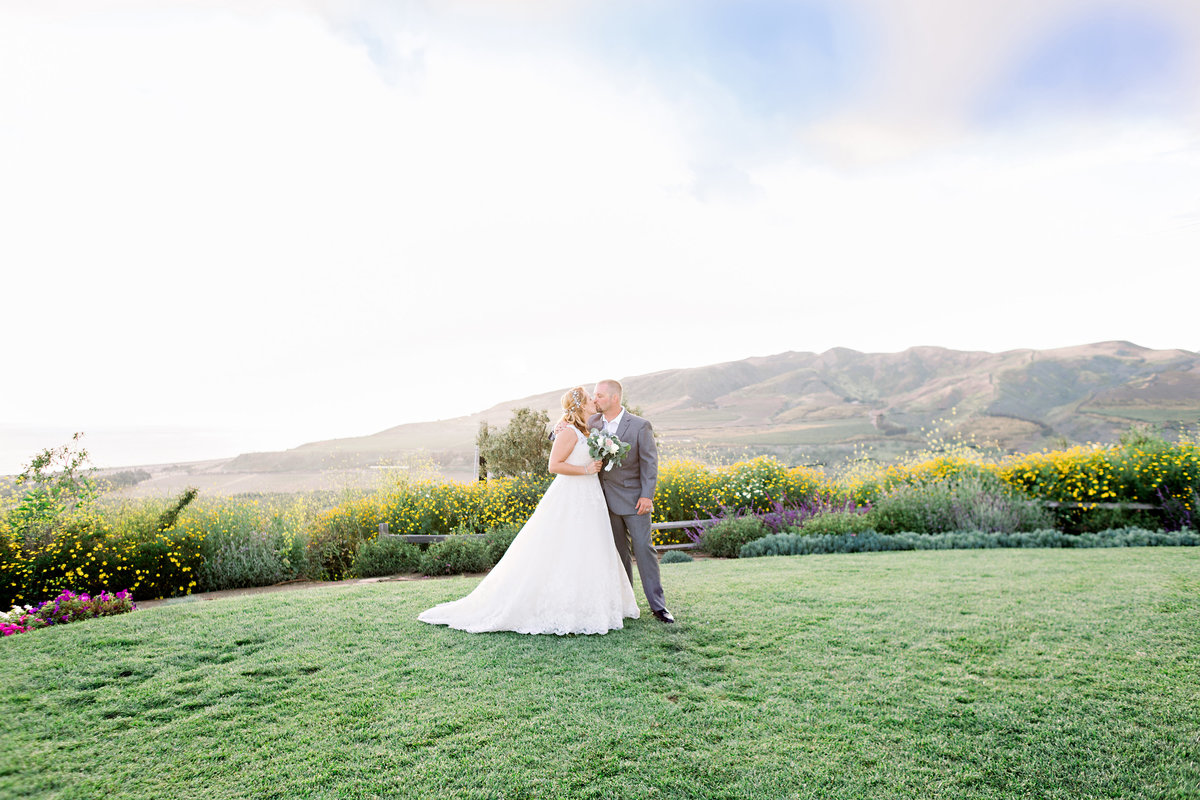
[221,341,1200,478]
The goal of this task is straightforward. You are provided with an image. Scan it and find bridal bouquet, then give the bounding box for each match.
[587,430,631,471]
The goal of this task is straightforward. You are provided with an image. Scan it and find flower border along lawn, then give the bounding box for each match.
[2,548,1197,800]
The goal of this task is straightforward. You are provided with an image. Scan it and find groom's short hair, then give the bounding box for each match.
[598,379,623,399]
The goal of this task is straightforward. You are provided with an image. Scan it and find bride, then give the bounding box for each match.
[417,387,640,635]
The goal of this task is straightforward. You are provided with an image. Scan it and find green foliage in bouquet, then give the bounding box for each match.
[587,430,631,470]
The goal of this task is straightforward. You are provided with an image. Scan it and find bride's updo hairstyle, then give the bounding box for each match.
[560,386,590,435]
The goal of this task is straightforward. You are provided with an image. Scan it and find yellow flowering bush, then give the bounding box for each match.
[845,456,997,505]
[996,438,1199,531]
[306,475,552,579]
[841,435,1199,532]
[0,492,320,606]
[4,437,1197,604]
[653,459,724,523]
[997,440,1200,506]
[653,456,832,523]
[0,509,203,607]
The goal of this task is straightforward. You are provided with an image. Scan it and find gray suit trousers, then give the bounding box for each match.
[609,510,665,613]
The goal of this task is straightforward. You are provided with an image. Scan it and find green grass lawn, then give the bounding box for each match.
[2,549,1198,800]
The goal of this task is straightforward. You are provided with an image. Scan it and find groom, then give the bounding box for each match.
[590,380,674,624]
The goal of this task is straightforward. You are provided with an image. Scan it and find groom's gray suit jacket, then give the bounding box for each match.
[589,409,664,611]
[588,411,658,515]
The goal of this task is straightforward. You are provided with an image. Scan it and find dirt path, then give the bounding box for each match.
[134,573,449,610]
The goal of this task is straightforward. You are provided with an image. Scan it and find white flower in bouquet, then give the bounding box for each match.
[587,430,632,471]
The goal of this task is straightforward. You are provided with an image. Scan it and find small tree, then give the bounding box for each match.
[477,408,553,477]
[9,433,100,550]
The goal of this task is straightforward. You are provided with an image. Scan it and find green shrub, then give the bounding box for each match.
[870,476,1051,534]
[0,525,23,608]
[798,511,877,536]
[701,516,769,558]
[1047,505,1164,535]
[738,527,1200,558]
[419,536,493,576]
[483,525,522,564]
[155,487,199,532]
[305,512,372,581]
[351,535,421,578]
[660,549,694,564]
[98,469,152,490]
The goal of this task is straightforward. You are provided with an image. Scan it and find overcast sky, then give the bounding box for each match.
[2,0,1199,472]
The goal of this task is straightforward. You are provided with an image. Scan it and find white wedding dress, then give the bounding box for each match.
[418,427,640,635]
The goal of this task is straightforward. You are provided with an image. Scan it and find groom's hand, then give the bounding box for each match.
[636,497,653,515]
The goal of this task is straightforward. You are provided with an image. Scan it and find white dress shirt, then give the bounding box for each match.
[603,407,625,435]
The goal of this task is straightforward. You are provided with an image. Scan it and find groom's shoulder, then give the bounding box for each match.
[587,412,602,427]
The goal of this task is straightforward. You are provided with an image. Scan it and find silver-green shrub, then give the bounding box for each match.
[869,475,1051,534]
[198,528,302,591]
[738,527,1200,558]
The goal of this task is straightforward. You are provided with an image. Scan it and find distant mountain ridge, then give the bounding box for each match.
[227,341,1200,473]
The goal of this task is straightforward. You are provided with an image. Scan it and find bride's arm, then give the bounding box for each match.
[547,431,601,476]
